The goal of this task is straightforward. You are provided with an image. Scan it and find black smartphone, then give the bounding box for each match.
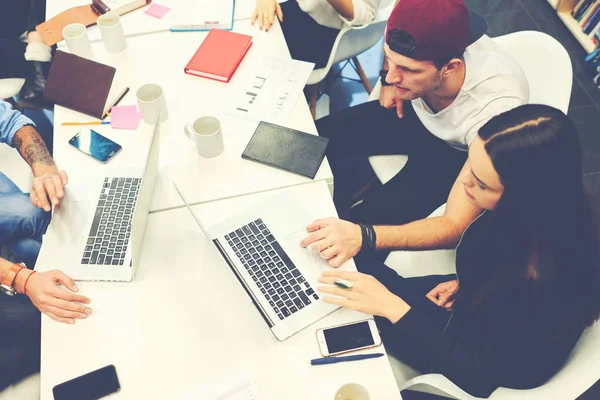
[53,365,120,400]
[69,128,122,163]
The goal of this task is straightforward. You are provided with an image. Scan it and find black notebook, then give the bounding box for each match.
[242,121,329,179]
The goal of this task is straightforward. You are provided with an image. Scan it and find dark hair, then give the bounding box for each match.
[478,104,600,327]
[433,54,464,70]
[386,29,464,70]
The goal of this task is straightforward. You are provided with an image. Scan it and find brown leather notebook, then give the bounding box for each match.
[43,51,116,119]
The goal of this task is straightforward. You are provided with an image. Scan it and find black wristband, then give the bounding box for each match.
[359,224,377,253]
[379,70,392,86]
[359,223,368,253]
[366,224,377,251]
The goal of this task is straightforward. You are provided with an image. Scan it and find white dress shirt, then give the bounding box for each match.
[296,0,392,29]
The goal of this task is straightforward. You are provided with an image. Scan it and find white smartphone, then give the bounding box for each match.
[316,319,382,357]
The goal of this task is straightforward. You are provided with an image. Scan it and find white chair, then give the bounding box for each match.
[0,78,25,102]
[367,30,573,185]
[307,2,395,118]
[384,204,600,399]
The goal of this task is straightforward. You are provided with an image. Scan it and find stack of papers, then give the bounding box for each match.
[230,56,315,123]
[171,0,235,31]
[178,369,262,400]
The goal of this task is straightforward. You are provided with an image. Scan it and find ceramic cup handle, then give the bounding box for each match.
[184,123,195,140]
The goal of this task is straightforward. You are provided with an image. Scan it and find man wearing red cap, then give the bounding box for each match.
[301,0,528,265]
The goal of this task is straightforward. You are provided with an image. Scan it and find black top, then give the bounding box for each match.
[387,211,587,398]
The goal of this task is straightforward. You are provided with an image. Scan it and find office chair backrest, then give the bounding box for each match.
[0,78,25,101]
[492,30,572,114]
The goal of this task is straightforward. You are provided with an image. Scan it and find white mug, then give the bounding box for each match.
[184,117,224,158]
[62,23,93,59]
[136,84,168,124]
[97,13,127,53]
[334,383,370,400]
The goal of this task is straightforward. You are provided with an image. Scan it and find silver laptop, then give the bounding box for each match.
[42,111,161,282]
[173,182,351,341]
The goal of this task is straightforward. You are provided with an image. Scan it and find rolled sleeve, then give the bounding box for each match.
[0,101,36,147]
[338,0,379,27]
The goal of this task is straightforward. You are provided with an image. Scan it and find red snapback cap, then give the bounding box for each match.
[385,0,487,61]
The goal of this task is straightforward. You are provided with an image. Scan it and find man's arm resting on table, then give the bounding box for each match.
[374,160,483,250]
[12,125,56,175]
[12,125,68,211]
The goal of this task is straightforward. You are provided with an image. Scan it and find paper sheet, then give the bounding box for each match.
[178,369,262,400]
[230,56,314,124]
[110,105,142,130]
[171,0,235,30]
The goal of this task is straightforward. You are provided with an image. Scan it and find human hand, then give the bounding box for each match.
[379,85,404,118]
[318,270,410,323]
[425,279,459,309]
[251,0,283,31]
[31,169,68,212]
[18,270,91,324]
[300,218,362,267]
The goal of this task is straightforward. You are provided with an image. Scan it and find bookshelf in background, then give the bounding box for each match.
[555,0,600,54]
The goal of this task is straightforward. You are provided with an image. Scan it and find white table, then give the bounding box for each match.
[51,19,333,213]
[39,181,401,400]
[39,4,400,399]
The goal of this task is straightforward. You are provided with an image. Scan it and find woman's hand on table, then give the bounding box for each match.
[252,0,283,31]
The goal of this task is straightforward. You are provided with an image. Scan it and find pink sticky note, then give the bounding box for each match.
[145,4,171,19]
[110,105,141,130]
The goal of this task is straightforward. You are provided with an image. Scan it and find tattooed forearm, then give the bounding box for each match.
[14,126,55,168]
[24,136,54,166]
[12,134,23,152]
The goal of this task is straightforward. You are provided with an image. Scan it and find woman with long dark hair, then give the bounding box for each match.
[318,104,600,397]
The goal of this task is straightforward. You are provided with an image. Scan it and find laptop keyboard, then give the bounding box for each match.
[80,177,141,266]
[226,219,320,321]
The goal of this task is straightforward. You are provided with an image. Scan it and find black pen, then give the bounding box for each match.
[102,87,130,120]
[310,353,384,365]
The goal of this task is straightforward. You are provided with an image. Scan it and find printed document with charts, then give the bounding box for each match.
[171,0,235,31]
[178,370,262,400]
[230,56,314,124]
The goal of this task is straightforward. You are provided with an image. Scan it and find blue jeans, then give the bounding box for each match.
[0,172,50,267]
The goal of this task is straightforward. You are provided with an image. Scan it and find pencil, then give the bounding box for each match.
[62,121,111,126]
[102,87,130,120]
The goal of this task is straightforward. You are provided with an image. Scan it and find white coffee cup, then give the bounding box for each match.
[97,13,127,53]
[334,383,370,400]
[184,117,224,158]
[62,23,93,59]
[136,84,168,124]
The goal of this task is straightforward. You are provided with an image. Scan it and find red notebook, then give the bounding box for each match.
[184,29,253,83]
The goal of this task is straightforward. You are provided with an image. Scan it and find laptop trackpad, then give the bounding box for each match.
[44,200,91,254]
[279,227,335,282]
